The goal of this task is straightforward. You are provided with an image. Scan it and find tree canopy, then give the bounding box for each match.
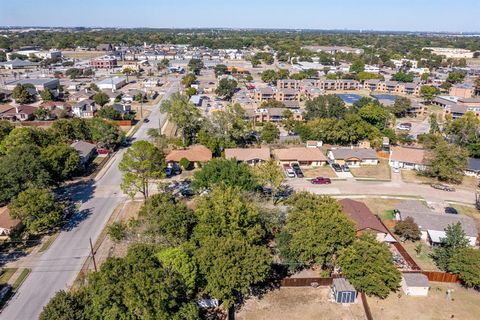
[305,95,347,120]
[337,233,401,298]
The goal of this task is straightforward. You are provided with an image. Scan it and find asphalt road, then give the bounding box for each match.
[0,79,181,320]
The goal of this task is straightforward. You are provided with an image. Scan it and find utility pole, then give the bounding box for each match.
[89,237,98,272]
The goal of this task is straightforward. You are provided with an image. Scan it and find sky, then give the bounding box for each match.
[1,0,479,32]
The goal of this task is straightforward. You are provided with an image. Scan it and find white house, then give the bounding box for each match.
[389,146,427,171]
[95,76,127,91]
[328,148,378,167]
[401,273,429,297]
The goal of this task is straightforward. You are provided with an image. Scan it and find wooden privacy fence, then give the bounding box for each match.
[280,277,333,287]
[114,120,133,126]
[403,270,460,283]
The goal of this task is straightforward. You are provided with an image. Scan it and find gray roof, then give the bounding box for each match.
[467,158,480,172]
[395,201,477,237]
[6,78,58,86]
[0,58,38,68]
[331,148,378,160]
[403,273,429,287]
[70,141,96,158]
[332,278,355,292]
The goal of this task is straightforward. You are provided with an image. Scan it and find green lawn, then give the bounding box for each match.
[12,269,30,290]
[0,268,18,284]
[402,241,440,271]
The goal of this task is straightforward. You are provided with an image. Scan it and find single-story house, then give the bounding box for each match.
[111,103,132,116]
[465,158,480,177]
[389,146,427,171]
[70,141,97,166]
[0,105,36,122]
[339,199,390,242]
[273,147,327,167]
[395,201,477,246]
[328,148,378,166]
[69,90,95,102]
[331,278,357,304]
[165,145,212,167]
[0,207,21,240]
[401,273,429,297]
[224,147,271,165]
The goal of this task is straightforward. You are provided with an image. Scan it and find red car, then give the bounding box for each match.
[311,177,331,184]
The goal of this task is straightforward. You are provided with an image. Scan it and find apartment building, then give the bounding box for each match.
[254,87,300,102]
[90,56,118,69]
[247,108,303,123]
[364,80,421,96]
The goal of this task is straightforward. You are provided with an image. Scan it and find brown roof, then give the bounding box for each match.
[166,145,212,162]
[339,199,388,234]
[225,147,271,162]
[390,146,426,164]
[273,147,327,162]
[0,104,13,113]
[0,207,20,230]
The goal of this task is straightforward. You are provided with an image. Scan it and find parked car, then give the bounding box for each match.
[311,177,332,184]
[291,163,304,178]
[331,163,342,172]
[144,118,150,123]
[285,168,296,178]
[396,122,412,131]
[341,164,350,172]
[165,167,173,178]
[431,183,455,192]
[445,207,458,215]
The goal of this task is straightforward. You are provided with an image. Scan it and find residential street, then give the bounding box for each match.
[0,78,181,320]
[287,169,476,205]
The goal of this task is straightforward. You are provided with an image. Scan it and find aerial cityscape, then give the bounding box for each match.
[1,1,480,320]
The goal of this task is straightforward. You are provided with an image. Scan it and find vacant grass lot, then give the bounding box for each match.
[302,166,337,179]
[236,287,366,320]
[401,170,477,191]
[350,160,391,180]
[368,283,480,320]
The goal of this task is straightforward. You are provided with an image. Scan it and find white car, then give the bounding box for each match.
[285,168,296,178]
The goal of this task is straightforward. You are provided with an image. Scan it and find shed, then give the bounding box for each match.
[401,273,429,296]
[332,278,357,304]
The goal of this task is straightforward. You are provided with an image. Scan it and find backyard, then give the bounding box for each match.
[350,160,391,180]
[367,283,480,320]
[358,198,403,220]
[236,287,366,320]
[401,241,439,271]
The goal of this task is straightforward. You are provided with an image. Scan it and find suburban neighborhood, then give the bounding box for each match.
[0,2,480,320]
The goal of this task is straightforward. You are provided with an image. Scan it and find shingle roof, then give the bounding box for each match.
[274,147,327,162]
[467,158,480,172]
[70,141,96,159]
[0,207,21,230]
[225,147,271,162]
[332,278,356,292]
[390,146,426,164]
[395,201,478,237]
[330,148,378,160]
[403,273,429,287]
[166,145,212,162]
[339,199,389,234]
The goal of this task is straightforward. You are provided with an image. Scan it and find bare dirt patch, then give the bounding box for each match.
[236,287,366,320]
[368,283,480,320]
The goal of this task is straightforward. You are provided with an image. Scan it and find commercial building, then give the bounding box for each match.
[90,56,118,69]
[95,77,127,91]
[4,78,59,91]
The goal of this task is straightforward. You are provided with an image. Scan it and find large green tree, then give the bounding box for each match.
[160,93,202,145]
[280,193,356,267]
[305,95,347,120]
[426,141,468,184]
[87,118,124,149]
[0,145,50,205]
[41,143,80,181]
[12,84,32,104]
[9,187,62,234]
[119,141,165,201]
[255,159,284,204]
[93,92,110,107]
[261,122,280,143]
[193,187,265,245]
[215,78,237,100]
[192,159,258,192]
[40,289,88,320]
[448,248,480,288]
[156,247,198,295]
[195,235,271,309]
[420,85,439,103]
[188,58,204,75]
[337,233,401,298]
[433,222,470,270]
[0,120,14,144]
[137,193,197,245]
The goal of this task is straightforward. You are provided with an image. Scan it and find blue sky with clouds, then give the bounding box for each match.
[1,0,479,32]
